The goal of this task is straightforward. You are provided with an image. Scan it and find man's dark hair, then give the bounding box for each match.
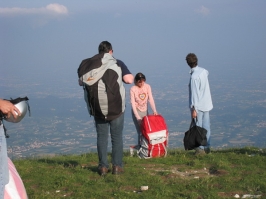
[186,53,198,68]
[98,41,113,53]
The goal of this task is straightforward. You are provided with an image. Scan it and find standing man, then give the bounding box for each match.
[0,99,20,199]
[78,41,134,175]
[186,53,213,155]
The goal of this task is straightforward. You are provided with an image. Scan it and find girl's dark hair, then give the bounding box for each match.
[98,41,113,53]
[134,72,146,82]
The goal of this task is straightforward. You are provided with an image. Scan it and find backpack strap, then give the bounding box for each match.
[161,143,167,157]
[0,119,9,138]
[83,83,94,117]
[149,145,155,158]
[146,116,152,132]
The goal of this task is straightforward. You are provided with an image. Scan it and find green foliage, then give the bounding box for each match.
[13,147,266,198]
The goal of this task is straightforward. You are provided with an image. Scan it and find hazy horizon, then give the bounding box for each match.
[1,1,266,158]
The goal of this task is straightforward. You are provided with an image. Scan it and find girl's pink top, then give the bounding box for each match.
[130,82,157,120]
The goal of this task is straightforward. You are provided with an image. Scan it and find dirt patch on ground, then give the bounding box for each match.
[155,167,210,179]
[138,163,228,179]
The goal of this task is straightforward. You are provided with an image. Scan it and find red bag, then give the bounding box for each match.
[137,114,168,158]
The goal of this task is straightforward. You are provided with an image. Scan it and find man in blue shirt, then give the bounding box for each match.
[186,53,213,155]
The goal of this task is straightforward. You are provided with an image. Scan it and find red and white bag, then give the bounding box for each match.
[137,114,168,159]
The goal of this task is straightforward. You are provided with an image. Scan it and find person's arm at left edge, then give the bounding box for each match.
[117,59,134,84]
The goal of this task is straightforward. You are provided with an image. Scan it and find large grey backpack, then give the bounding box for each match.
[77,53,125,120]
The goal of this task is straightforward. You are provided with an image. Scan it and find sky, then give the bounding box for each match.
[1,0,266,103]
[1,1,266,156]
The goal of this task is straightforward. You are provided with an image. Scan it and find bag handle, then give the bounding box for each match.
[189,117,196,129]
[190,117,199,127]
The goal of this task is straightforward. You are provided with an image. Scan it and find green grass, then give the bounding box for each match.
[13,147,266,199]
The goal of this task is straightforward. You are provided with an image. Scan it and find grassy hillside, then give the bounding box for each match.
[13,147,266,199]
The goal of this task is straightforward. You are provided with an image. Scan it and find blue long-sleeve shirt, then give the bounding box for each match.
[189,66,213,112]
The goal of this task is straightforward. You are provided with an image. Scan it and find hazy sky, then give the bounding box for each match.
[1,1,266,155]
[1,1,266,98]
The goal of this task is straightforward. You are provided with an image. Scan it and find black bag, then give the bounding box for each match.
[183,118,207,150]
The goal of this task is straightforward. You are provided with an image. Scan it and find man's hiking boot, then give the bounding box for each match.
[195,148,206,156]
[112,166,124,175]
[98,167,108,176]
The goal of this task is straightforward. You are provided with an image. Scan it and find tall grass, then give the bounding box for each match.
[13,147,266,199]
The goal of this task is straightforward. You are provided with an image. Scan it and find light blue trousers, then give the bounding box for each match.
[0,124,9,199]
[195,111,211,150]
